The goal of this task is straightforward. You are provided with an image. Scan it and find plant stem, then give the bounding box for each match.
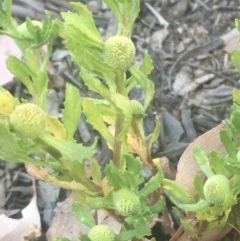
[112,70,125,168]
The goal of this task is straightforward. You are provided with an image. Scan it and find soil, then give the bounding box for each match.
[1,0,240,240]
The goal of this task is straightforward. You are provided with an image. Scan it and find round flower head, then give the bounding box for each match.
[88,225,115,241]
[10,103,46,138]
[103,36,136,69]
[203,174,230,206]
[113,188,141,216]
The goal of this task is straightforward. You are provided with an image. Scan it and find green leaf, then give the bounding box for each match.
[102,0,121,24]
[210,151,232,177]
[86,196,113,209]
[149,197,165,214]
[193,146,214,178]
[72,202,95,228]
[53,238,72,241]
[112,93,132,138]
[103,0,140,36]
[138,167,163,197]
[232,88,240,104]
[124,154,142,175]
[62,83,82,141]
[40,134,96,163]
[125,216,151,238]
[140,51,154,75]
[163,178,195,204]
[0,0,17,31]
[0,117,42,164]
[117,230,137,241]
[231,50,240,72]
[105,161,141,190]
[193,175,205,199]
[82,98,114,146]
[62,3,102,47]
[147,119,160,150]
[90,160,102,183]
[129,66,155,109]
[6,56,34,93]
[220,128,238,159]
[80,69,111,99]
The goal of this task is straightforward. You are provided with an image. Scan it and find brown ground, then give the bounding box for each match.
[1,0,240,240]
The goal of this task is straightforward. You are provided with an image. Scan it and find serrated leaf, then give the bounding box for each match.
[163,178,195,204]
[66,2,102,46]
[231,50,240,72]
[140,51,154,75]
[102,0,121,23]
[147,119,160,150]
[138,167,163,197]
[82,98,114,146]
[105,161,140,190]
[46,115,67,139]
[0,0,16,30]
[85,196,113,209]
[72,202,95,228]
[220,129,238,159]
[103,0,140,36]
[193,146,214,178]
[232,88,240,104]
[210,151,231,177]
[149,197,165,214]
[41,134,96,163]
[117,230,137,241]
[62,83,82,140]
[90,160,102,183]
[112,93,132,139]
[53,238,72,241]
[124,154,142,175]
[0,117,41,164]
[125,216,151,238]
[193,175,205,199]
[80,68,111,99]
[129,66,154,109]
[6,56,34,93]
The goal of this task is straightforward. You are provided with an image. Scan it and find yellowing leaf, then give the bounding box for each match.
[46,115,66,139]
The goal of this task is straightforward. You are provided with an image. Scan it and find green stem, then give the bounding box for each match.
[112,70,125,168]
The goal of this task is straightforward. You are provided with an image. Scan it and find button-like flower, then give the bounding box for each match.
[103,36,135,70]
[10,103,46,138]
[88,225,115,241]
[113,188,141,216]
[203,174,230,206]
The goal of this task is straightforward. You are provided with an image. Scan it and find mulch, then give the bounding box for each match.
[1,0,240,240]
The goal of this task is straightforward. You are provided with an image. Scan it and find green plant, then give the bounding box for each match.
[10,103,46,138]
[203,174,231,206]
[88,225,116,241]
[1,0,240,240]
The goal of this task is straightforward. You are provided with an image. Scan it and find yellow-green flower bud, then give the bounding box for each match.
[0,89,17,115]
[88,225,115,241]
[113,188,141,216]
[203,174,230,206]
[131,100,144,119]
[103,36,135,69]
[10,103,46,138]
